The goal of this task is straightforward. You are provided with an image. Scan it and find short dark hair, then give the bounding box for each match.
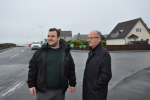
[49,28,60,37]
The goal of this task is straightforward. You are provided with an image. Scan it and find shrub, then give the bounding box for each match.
[80,40,89,45]
[101,41,106,46]
[70,40,83,45]
[60,38,66,43]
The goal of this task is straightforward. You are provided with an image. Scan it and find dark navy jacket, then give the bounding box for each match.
[83,42,112,100]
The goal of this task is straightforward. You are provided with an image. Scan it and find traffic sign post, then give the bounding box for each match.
[79,45,86,50]
[70,44,74,49]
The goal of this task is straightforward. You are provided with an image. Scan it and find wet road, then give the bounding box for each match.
[0,47,150,100]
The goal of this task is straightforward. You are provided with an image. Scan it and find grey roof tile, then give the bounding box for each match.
[72,35,77,40]
[60,31,72,37]
[106,18,150,39]
[80,35,88,40]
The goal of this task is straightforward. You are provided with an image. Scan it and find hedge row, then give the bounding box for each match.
[66,40,106,46]
[0,43,16,50]
[60,38,106,46]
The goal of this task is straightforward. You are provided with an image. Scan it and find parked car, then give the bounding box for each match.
[125,41,148,45]
[31,41,41,50]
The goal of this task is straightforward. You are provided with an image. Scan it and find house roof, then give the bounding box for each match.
[80,35,88,40]
[60,31,72,37]
[72,35,77,40]
[72,34,88,40]
[106,18,150,39]
[127,34,138,38]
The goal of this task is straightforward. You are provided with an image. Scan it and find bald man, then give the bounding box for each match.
[83,30,112,100]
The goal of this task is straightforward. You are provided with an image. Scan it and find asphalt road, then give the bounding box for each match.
[0,47,150,100]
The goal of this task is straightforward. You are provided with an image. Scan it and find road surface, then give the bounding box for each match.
[0,47,150,100]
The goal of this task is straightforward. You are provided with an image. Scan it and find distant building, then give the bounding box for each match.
[58,29,72,41]
[106,18,150,45]
[72,33,88,40]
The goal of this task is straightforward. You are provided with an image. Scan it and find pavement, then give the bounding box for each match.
[107,66,150,100]
[70,49,150,100]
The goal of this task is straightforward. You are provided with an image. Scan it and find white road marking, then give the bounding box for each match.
[0,81,25,97]
[21,50,24,53]
[9,53,19,58]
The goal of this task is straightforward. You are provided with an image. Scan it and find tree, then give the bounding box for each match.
[101,35,106,41]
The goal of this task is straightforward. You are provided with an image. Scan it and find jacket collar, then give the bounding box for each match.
[42,42,71,52]
[91,42,102,56]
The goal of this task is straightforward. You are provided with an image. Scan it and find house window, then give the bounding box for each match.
[119,30,123,33]
[136,28,142,32]
[147,39,149,41]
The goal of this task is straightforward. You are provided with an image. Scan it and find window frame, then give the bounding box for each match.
[136,28,142,32]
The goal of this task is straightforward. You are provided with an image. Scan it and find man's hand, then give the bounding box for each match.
[29,87,36,95]
[70,87,75,93]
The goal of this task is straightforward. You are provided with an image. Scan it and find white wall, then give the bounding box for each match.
[106,39,125,45]
[61,37,72,41]
[125,20,150,44]
[61,37,64,39]
[66,37,72,41]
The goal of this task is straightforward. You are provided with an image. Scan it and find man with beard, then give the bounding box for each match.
[83,30,112,100]
[27,28,76,100]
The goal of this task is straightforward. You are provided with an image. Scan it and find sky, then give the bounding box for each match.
[0,0,150,45]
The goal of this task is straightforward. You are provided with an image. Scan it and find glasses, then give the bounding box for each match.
[87,37,100,40]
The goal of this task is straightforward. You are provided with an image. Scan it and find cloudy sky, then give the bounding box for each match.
[0,0,150,45]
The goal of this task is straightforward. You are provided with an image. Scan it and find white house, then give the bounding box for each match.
[72,33,88,40]
[106,18,150,45]
[59,29,72,41]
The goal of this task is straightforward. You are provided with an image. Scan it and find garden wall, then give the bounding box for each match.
[71,44,150,51]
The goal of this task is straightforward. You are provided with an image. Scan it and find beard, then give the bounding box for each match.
[49,40,59,47]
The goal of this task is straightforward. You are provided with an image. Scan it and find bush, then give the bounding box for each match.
[70,40,83,45]
[67,39,106,46]
[60,38,66,43]
[80,40,89,45]
[101,41,106,46]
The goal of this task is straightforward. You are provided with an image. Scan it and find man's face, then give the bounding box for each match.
[47,31,60,47]
[88,31,101,49]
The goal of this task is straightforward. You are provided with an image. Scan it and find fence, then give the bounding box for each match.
[71,44,150,51]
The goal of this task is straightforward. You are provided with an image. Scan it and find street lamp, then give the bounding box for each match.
[38,34,41,42]
[27,37,29,47]
[39,26,43,44]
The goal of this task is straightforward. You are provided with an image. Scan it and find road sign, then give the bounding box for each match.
[70,44,74,47]
[79,45,86,48]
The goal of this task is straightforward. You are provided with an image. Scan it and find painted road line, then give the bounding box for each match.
[21,50,24,53]
[0,81,25,97]
[9,53,19,58]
